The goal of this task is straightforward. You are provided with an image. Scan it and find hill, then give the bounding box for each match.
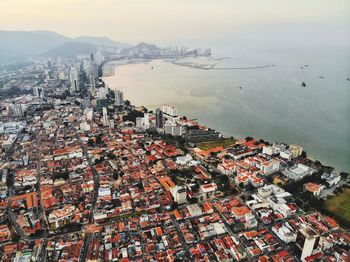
[42,42,97,58]
[0,30,130,64]
[74,36,131,49]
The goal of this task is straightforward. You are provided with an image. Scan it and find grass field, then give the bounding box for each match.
[325,188,350,224]
[197,137,236,150]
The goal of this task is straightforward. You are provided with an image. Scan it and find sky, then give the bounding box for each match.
[1,0,350,47]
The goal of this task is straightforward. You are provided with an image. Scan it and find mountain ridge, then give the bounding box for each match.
[0,30,131,63]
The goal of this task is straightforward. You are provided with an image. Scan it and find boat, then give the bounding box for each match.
[319,76,325,79]
[301,82,306,87]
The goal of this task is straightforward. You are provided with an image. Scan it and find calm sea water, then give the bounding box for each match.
[103,49,350,172]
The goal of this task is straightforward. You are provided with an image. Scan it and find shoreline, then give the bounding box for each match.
[102,60,348,173]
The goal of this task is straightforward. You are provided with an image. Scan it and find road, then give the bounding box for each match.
[75,131,100,262]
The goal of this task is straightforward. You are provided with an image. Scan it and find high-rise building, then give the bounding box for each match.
[162,105,178,117]
[33,86,41,97]
[170,186,187,204]
[102,107,109,127]
[94,52,104,66]
[83,96,91,109]
[115,90,124,106]
[109,120,115,130]
[290,144,303,158]
[155,108,164,129]
[88,63,99,78]
[69,66,80,94]
[9,104,23,117]
[162,105,179,123]
[90,75,96,91]
[164,122,183,136]
[295,225,320,261]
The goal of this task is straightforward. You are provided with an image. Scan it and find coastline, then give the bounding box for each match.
[102,59,349,173]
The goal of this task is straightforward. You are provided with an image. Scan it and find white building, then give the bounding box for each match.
[272,222,297,243]
[175,154,193,165]
[136,113,150,131]
[259,159,280,175]
[257,184,284,199]
[170,186,187,204]
[280,150,292,161]
[283,164,316,181]
[98,187,111,197]
[321,172,341,187]
[262,146,279,155]
[94,51,104,66]
[162,105,180,122]
[33,86,41,97]
[164,121,183,136]
[102,107,109,127]
[69,66,80,93]
[80,121,91,131]
[115,89,124,106]
[296,225,320,261]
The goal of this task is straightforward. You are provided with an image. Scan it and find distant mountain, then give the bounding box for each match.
[43,42,97,58]
[0,30,131,64]
[131,42,162,51]
[122,42,162,56]
[0,30,69,56]
[74,36,131,49]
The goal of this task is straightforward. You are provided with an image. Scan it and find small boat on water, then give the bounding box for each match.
[319,76,325,79]
[346,78,350,81]
[301,82,306,87]
[238,86,243,89]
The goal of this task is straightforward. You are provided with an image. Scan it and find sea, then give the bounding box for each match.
[103,40,350,172]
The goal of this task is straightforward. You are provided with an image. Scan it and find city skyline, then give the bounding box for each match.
[1,0,350,47]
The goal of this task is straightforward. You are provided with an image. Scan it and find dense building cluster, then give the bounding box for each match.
[0,54,349,262]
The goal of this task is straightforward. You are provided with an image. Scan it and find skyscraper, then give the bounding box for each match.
[69,66,80,94]
[156,108,163,129]
[102,107,109,127]
[9,104,23,117]
[83,96,91,109]
[295,225,320,261]
[90,75,96,91]
[33,86,41,97]
[115,90,124,106]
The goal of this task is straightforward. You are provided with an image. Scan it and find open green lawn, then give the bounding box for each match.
[197,137,236,150]
[325,188,350,224]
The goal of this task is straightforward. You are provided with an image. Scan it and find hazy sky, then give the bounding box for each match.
[1,0,349,46]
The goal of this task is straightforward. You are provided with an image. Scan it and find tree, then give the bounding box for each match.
[87,138,94,147]
[210,151,218,158]
[95,134,102,144]
[107,152,116,159]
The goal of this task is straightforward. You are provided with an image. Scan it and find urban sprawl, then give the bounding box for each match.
[0,49,349,262]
